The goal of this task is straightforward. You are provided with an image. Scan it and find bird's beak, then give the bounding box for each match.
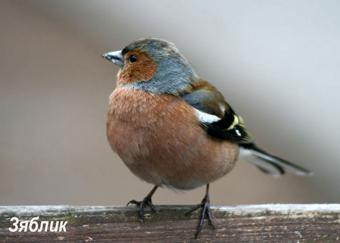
[102,50,124,68]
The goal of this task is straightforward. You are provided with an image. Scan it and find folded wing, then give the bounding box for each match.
[181,79,311,176]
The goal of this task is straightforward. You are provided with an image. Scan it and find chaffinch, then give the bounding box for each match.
[103,38,311,238]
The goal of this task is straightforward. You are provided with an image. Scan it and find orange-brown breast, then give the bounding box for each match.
[107,87,239,190]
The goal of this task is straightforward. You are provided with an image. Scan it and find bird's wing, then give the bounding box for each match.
[181,79,254,144]
[181,79,312,176]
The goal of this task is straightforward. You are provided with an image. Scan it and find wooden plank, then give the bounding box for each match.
[0,204,340,242]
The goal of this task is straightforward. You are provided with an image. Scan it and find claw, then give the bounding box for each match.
[126,199,140,207]
[126,185,158,222]
[185,184,215,238]
[127,196,157,221]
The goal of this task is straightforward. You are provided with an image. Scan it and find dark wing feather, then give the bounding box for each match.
[181,80,254,144]
[180,79,312,176]
[206,107,254,144]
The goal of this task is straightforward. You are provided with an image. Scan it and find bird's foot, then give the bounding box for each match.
[127,196,157,222]
[185,195,215,238]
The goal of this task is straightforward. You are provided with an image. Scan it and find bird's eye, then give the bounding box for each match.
[129,55,138,63]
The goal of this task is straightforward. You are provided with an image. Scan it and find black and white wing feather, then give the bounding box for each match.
[181,79,312,176]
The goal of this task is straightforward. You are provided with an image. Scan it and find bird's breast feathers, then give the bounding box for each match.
[106,87,239,189]
[108,86,216,128]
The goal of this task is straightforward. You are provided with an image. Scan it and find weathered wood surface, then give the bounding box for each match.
[0,204,340,242]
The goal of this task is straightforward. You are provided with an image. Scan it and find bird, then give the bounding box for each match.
[103,38,311,238]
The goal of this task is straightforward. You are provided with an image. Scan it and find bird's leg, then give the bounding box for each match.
[127,185,158,222]
[185,184,215,238]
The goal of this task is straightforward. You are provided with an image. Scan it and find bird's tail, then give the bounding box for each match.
[240,143,312,176]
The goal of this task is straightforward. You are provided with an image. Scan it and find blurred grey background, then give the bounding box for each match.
[0,0,339,205]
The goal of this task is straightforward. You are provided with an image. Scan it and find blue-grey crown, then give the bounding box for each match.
[124,38,198,95]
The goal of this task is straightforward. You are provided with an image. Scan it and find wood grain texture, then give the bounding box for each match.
[0,204,340,242]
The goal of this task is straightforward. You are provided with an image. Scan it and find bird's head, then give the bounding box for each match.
[103,38,198,95]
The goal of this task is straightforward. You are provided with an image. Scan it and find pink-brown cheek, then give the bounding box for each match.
[117,52,158,85]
